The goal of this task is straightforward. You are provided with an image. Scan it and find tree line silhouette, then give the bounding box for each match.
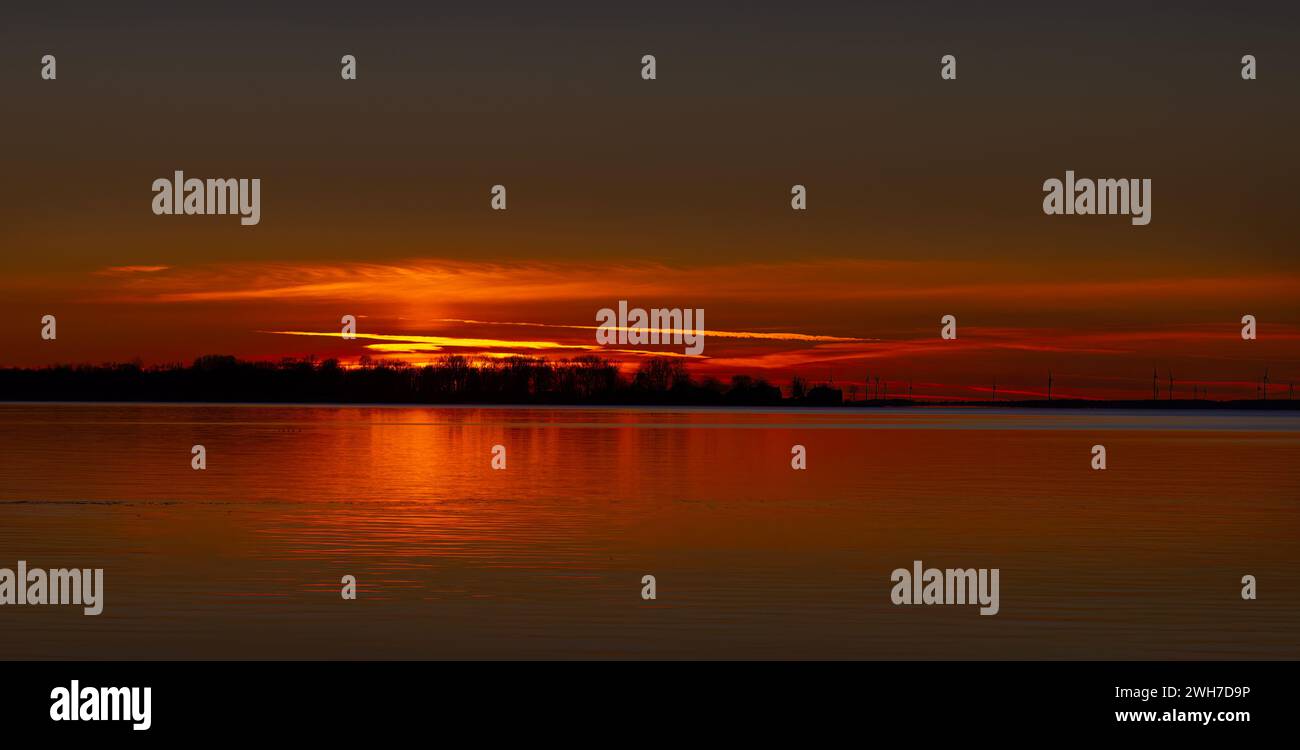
[0,354,833,406]
[1,355,1291,408]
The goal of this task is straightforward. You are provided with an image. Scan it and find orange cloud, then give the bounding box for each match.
[265,330,707,360]
[265,330,594,351]
[0,255,1291,398]
[430,318,870,343]
[80,258,1300,311]
[96,265,171,275]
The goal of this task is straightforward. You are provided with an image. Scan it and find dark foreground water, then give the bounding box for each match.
[0,403,1295,659]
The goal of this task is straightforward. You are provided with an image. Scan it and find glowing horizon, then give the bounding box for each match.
[0,255,1295,401]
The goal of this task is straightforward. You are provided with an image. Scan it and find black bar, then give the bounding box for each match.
[1,661,1287,739]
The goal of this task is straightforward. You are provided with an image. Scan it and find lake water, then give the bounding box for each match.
[0,403,1296,659]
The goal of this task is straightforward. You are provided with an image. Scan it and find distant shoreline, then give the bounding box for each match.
[1,398,1297,411]
[2,355,1294,409]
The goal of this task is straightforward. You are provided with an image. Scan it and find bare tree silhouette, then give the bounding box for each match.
[789,375,807,400]
[0,356,1292,409]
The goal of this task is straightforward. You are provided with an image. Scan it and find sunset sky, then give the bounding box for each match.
[2,1,1297,399]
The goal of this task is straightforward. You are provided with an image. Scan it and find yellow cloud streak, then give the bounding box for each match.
[263,330,593,351]
[431,318,869,342]
[266,330,707,359]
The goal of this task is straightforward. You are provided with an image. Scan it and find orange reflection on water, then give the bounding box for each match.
[0,404,1296,659]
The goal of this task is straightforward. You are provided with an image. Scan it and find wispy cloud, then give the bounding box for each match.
[96,265,171,275]
[0,255,1286,396]
[85,257,1300,309]
[264,330,706,360]
[430,318,870,343]
[264,330,594,351]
